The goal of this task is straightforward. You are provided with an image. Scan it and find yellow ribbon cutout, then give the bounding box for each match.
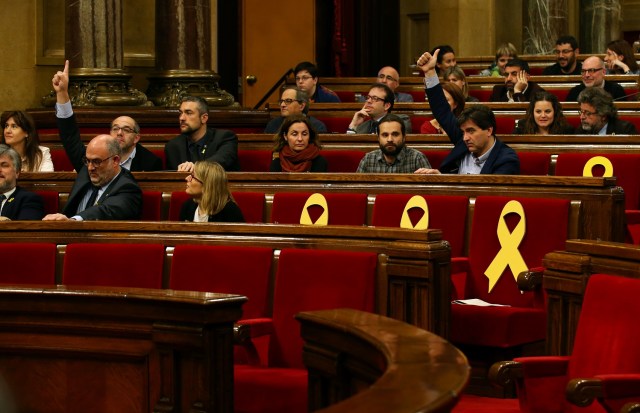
[582,156,613,177]
[484,200,528,293]
[400,195,429,230]
[300,193,328,226]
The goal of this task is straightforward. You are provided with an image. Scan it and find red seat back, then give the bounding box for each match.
[371,194,468,257]
[232,192,265,223]
[269,249,377,368]
[518,152,551,175]
[168,191,192,221]
[34,190,60,215]
[0,243,57,285]
[239,149,273,172]
[170,245,273,319]
[50,149,74,171]
[420,150,451,170]
[271,192,368,226]
[63,243,164,288]
[141,191,162,221]
[321,150,364,172]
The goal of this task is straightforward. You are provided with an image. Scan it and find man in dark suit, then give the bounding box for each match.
[576,87,637,135]
[490,58,545,102]
[164,96,239,172]
[346,83,412,134]
[0,145,44,221]
[52,61,163,172]
[42,134,142,221]
[566,56,627,101]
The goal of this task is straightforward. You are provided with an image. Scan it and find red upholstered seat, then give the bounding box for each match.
[451,196,569,348]
[168,191,191,221]
[321,150,364,172]
[239,149,273,172]
[270,192,368,226]
[62,243,164,288]
[234,248,377,413]
[455,274,640,413]
[141,191,162,221]
[50,149,74,171]
[149,148,166,169]
[495,117,516,134]
[371,194,468,257]
[317,117,350,133]
[170,245,273,319]
[0,243,56,285]
[232,192,266,223]
[421,150,453,170]
[34,190,60,215]
[517,152,551,175]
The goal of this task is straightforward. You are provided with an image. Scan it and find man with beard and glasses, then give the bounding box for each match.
[489,58,544,102]
[165,95,239,172]
[576,87,637,135]
[347,83,412,134]
[415,48,520,175]
[566,56,627,101]
[0,145,44,221]
[52,60,163,172]
[356,114,430,173]
[543,35,582,75]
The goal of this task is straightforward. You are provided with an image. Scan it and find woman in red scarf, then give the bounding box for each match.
[270,115,327,172]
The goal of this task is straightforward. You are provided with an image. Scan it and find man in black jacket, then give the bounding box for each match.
[489,58,544,103]
[576,87,637,135]
[0,145,44,220]
[566,56,626,101]
[52,61,163,172]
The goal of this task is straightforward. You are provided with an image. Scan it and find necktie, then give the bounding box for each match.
[369,121,378,134]
[85,186,100,211]
[0,194,6,215]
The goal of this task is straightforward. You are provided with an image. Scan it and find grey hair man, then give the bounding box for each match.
[576,87,637,134]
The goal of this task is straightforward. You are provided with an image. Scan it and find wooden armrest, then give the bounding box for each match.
[488,360,522,387]
[622,402,640,413]
[517,267,544,291]
[566,378,602,408]
[234,323,251,345]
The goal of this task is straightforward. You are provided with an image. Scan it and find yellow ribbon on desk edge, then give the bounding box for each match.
[582,156,614,177]
[300,193,329,226]
[400,195,429,230]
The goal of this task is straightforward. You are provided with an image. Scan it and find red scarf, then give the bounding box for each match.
[279,144,320,172]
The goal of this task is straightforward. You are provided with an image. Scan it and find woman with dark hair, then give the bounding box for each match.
[180,161,244,222]
[270,115,327,172]
[420,82,465,134]
[443,66,479,102]
[431,45,456,76]
[1,111,53,171]
[604,39,639,75]
[513,92,574,135]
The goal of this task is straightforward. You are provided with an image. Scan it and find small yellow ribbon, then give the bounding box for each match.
[484,200,528,293]
[300,193,328,226]
[582,156,613,177]
[400,195,429,230]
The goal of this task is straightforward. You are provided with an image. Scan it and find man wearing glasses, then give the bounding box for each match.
[263,86,327,133]
[575,87,636,135]
[51,61,163,172]
[489,58,544,102]
[42,133,142,221]
[357,67,414,103]
[293,61,340,103]
[347,83,412,134]
[543,36,582,75]
[566,56,626,101]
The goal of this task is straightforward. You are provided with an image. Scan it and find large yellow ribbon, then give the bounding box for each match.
[400,195,429,230]
[582,156,613,177]
[300,193,328,225]
[484,200,528,293]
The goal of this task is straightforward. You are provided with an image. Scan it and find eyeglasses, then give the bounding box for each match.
[111,125,136,134]
[581,68,603,75]
[278,98,300,105]
[365,95,385,103]
[578,109,598,117]
[82,155,116,168]
[188,173,203,184]
[377,74,398,82]
[554,48,574,55]
[295,75,313,82]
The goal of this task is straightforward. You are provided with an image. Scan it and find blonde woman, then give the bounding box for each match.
[181,161,244,222]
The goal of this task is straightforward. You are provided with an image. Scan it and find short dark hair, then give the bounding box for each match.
[457,105,497,135]
[431,45,455,74]
[369,83,395,112]
[577,87,617,120]
[556,35,579,50]
[505,58,530,73]
[379,114,406,136]
[181,95,209,114]
[294,61,318,78]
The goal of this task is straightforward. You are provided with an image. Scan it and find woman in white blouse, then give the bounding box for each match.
[1,111,53,172]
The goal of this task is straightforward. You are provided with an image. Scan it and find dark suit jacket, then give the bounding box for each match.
[57,114,163,172]
[425,81,520,175]
[179,198,245,222]
[63,168,142,220]
[1,186,45,220]
[575,117,638,135]
[165,127,240,171]
[566,81,627,101]
[489,82,545,102]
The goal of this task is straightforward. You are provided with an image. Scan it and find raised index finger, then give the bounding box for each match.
[63,60,69,75]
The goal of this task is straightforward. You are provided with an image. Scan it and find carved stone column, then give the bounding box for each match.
[146,0,235,107]
[580,0,622,53]
[523,0,569,54]
[42,0,147,107]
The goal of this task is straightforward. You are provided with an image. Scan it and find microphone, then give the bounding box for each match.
[613,90,640,101]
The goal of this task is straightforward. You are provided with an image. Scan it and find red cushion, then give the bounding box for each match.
[149,148,166,169]
[0,243,56,285]
[170,245,273,319]
[271,192,368,226]
[232,192,265,223]
[63,243,164,288]
[371,194,468,257]
[317,117,350,134]
[518,152,551,175]
[168,191,191,221]
[50,149,74,171]
[321,150,364,172]
[234,365,307,413]
[141,191,162,221]
[495,117,516,135]
[421,150,453,170]
[34,190,60,215]
[239,149,272,172]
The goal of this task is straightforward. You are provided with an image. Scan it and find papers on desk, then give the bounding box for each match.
[451,299,511,307]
